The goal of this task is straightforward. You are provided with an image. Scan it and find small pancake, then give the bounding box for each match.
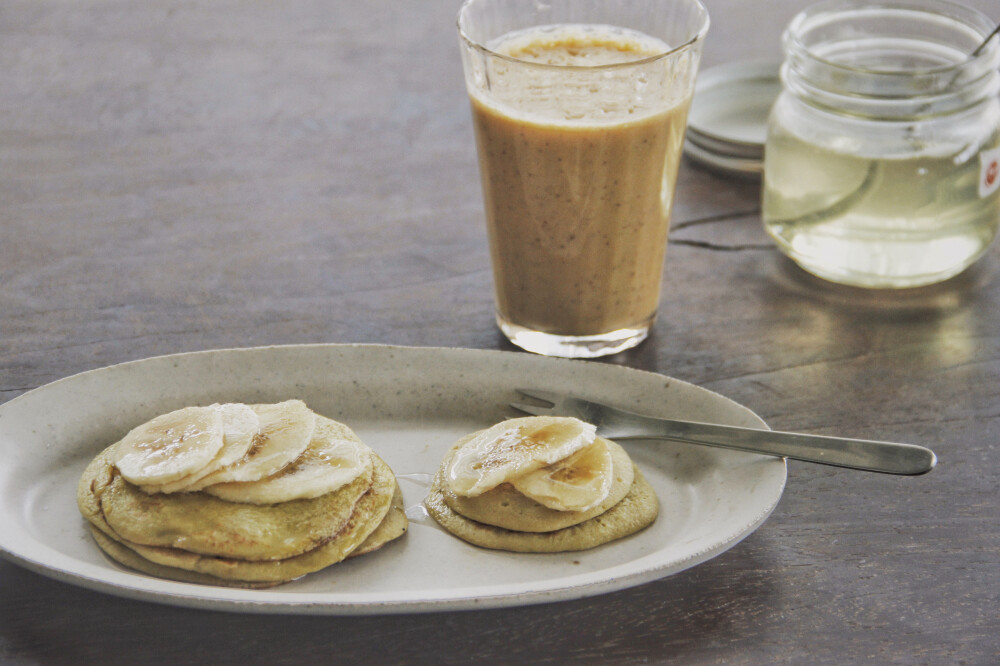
[425,465,658,553]
[99,456,374,561]
[438,435,635,533]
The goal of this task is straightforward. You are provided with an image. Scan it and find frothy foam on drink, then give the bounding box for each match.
[473,24,684,125]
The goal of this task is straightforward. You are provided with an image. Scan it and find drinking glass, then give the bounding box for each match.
[458,0,709,357]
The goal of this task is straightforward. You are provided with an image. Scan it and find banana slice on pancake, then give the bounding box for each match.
[140,403,259,494]
[510,438,614,512]
[113,405,225,486]
[447,416,597,497]
[203,416,373,504]
[187,399,316,489]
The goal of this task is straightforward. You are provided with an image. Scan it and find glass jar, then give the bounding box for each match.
[762,0,1000,288]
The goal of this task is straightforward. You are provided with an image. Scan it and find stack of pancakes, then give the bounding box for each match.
[77,400,406,588]
[425,416,657,552]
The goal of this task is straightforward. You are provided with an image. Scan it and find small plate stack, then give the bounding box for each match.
[684,61,782,176]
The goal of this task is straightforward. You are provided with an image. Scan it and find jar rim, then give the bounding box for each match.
[780,0,999,117]
[784,0,998,79]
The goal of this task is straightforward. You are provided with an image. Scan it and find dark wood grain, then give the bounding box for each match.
[2,0,998,663]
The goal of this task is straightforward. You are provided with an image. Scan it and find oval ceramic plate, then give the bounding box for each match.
[0,344,786,614]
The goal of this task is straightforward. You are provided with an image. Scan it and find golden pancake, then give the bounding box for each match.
[99,456,374,561]
[78,403,408,587]
[87,452,401,584]
[348,482,408,559]
[425,465,658,553]
[77,446,117,534]
[437,435,635,533]
[88,527,281,589]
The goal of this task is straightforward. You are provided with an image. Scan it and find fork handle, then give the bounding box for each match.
[614,418,937,475]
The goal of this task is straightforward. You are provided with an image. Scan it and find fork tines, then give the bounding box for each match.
[510,388,560,416]
[513,388,559,405]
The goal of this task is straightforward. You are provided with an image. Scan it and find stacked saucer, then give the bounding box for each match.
[684,60,781,176]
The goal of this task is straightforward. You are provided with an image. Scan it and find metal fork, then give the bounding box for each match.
[512,389,937,475]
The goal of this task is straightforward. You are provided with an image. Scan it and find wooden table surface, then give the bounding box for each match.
[2,0,998,663]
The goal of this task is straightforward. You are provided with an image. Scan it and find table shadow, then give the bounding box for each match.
[765,253,996,320]
[0,538,780,665]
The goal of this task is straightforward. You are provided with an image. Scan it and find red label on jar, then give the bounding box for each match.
[981,148,1000,198]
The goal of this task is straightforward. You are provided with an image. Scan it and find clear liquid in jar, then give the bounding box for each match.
[762,128,1000,288]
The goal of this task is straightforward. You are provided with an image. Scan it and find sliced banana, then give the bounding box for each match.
[139,403,259,494]
[187,400,316,489]
[511,438,614,512]
[447,416,597,497]
[113,406,224,486]
[203,417,373,504]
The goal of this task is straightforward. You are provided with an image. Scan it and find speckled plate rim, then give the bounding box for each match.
[0,344,786,615]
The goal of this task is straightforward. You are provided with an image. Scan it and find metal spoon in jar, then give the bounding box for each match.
[971,23,999,58]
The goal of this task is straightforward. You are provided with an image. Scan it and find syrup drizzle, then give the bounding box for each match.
[397,472,437,526]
